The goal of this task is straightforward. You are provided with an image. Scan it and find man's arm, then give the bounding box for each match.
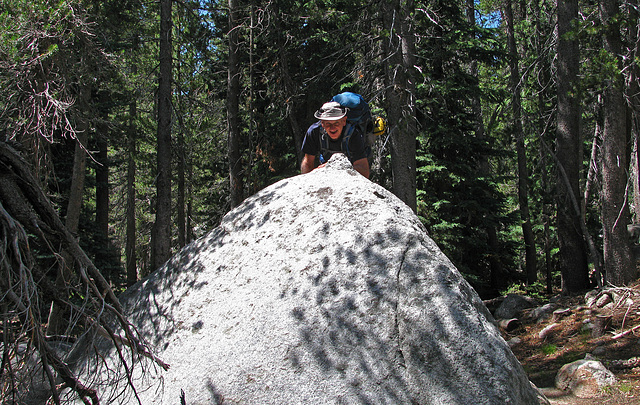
[352,157,370,179]
[302,153,369,178]
[301,153,316,174]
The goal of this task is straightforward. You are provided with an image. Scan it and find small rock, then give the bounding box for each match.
[610,291,623,304]
[549,294,562,304]
[595,294,612,308]
[482,296,504,314]
[494,294,538,319]
[591,346,606,356]
[585,290,599,307]
[552,308,571,321]
[507,337,521,347]
[620,297,634,307]
[532,303,559,323]
[580,320,593,334]
[555,359,617,398]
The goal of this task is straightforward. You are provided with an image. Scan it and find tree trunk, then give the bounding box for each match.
[382,0,417,212]
[177,128,186,248]
[126,98,138,287]
[583,109,601,224]
[187,161,194,244]
[47,94,89,335]
[125,35,139,287]
[65,131,88,240]
[95,124,114,282]
[153,0,173,271]
[272,0,304,166]
[466,0,504,287]
[629,1,640,222]
[600,0,636,286]
[556,0,589,293]
[505,0,537,284]
[95,131,109,245]
[530,0,555,293]
[227,0,244,208]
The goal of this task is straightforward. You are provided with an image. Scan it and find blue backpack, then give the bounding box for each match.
[319,92,373,163]
[332,92,373,136]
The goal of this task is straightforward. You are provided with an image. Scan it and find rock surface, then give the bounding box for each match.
[495,294,538,320]
[69,154,544,404]
[555,358,617,398]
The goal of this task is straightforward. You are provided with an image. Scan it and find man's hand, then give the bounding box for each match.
[302,153,369,179]
[300,153,316,174]
[352,157,370,179]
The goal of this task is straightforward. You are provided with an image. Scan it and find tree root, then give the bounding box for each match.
[0,141,167,404]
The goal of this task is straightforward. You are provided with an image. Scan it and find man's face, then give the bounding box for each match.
[321,117,347,140]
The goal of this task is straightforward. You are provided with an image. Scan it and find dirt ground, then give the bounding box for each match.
[503,284,640,405]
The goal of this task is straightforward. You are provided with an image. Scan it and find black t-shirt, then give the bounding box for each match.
[301,121,367,163]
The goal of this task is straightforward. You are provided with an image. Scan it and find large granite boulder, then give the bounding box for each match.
[69,154,544,404]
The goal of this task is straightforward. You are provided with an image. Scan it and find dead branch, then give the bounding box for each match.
[612,324,640,340]
[0,140,166,403]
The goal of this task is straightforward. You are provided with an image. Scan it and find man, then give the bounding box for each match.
[300,101,370,178]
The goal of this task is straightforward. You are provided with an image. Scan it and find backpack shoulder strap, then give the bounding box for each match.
[319,129,330,164]
[341,123,356,158]
[343,123,373,162]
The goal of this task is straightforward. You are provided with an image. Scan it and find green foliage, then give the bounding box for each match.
[1,0,107,142]
[410,1,517,289]
[501,281,548,301]
[541,344,557,355]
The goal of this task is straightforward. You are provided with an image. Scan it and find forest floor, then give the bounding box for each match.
[505,283,640,404]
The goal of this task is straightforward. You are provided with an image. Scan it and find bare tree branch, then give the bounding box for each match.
[0,141,167,403]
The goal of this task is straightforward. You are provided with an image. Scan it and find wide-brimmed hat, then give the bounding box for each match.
[314,101,348,121]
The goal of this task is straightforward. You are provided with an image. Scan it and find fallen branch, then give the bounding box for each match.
[93,323,170,371]
[607,357,640,371]
[0,141,167,403]
[2,288,99,405]
[612,323,640,340]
